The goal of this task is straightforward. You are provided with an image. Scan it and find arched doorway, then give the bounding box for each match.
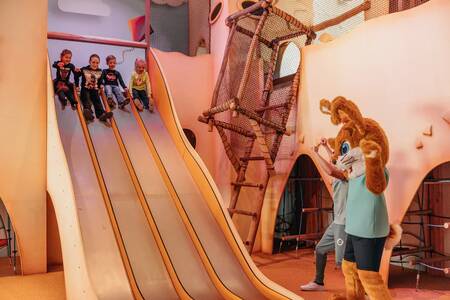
[0,199,18,276]
[390,161,450,289]
[273,154,332,253]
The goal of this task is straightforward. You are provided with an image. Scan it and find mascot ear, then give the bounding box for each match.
[320,99,332,115]
[331,97,366,133]
[327,138,336,149]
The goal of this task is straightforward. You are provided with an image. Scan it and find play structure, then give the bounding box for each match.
[199,0,316,253]
[1,0,450,299]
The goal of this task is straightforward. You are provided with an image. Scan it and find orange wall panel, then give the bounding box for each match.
[0,0,48,274]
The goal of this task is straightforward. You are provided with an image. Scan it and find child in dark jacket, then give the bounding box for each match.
[101,55,130,110]
[52,49,78,110]
[75,54,113,122]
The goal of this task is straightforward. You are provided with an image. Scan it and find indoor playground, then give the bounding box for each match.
[0,0,449,299]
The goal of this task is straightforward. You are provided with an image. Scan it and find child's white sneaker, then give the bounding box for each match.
[300,281,325,291]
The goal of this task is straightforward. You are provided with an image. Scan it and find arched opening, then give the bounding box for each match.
[183,128,197,149]
[0,198,19,276]
[390,161,450,289]
[273,42,301,81]
[273,155,332,253]
[209,0,223,24]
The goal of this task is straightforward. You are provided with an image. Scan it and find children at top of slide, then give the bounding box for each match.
[75,54,113,123]
[52,49,79,110]
[300,138,348,292]
[129,58,154,112]
[101,55,130,110]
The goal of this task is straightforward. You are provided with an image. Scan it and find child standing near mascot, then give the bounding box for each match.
[319,96,401,300]
[301,138,348,292]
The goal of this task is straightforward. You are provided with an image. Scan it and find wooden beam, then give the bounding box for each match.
[312,1,371,32]
[235,25,274,49]
[198,116,256,138]
[47,32,147,49]
[226,0,266,26]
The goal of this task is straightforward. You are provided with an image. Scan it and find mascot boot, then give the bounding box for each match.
[331,260,365,300]
[357,270,392,300]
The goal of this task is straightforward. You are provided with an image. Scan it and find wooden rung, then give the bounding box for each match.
[281,232,324,242]
[228,208,257,217]
[302,208,320,213]
[240,156,265,162]
[392,247,432,256]
[231,182,264,189]
[405,209,432,216]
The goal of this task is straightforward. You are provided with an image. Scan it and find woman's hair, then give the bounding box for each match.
[106,55,116,63]
[135,58,146,69]
[89,54,100,61]
[60,49,72,58]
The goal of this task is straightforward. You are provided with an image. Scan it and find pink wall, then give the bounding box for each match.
[152,49,224,180]
[299,0,450,224]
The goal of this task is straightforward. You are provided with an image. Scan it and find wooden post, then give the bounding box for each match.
[202,98,235,117]
[312,0,371,32]
[235,10,269,106]
[260,41,280,109]
[198,116,256,138]
[229,138,256,214]
[216,126,242,172]
[236,106,285,133]
[249,119,275,174]
[226,0,266,26]
[246,174,269,252]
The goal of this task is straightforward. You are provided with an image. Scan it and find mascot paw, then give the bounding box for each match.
[384,224,403,250]
[360,139,381,159]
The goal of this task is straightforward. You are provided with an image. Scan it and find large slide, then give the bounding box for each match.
[47,47,300,299]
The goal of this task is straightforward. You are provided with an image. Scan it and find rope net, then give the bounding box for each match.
[204,2,314,168]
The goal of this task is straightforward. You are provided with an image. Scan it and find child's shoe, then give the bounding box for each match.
[119,98,130,110]
[59,97,68,110]
[148,104,154,113]
[134,98,144,111]
[83,108,94,122]
[71,103,78,110]
[99,111,113,121]
[107,98,116,110]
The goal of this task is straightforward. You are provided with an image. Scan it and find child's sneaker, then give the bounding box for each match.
[134,99,144,111]
[71,103,78,110]
[99,111,113,121]
[107,98,116,110]
[59,97,68,110]
[300,281,324,291]
[119,98,130,109]
[83,108,94,122]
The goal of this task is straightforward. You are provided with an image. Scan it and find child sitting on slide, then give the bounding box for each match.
[52,49,79,110]
[75,54,113,123]
[300,138,348,292]
[101,55,130,110]
[129,58,154,112]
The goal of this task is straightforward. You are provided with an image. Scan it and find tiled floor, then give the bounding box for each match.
[253,249,450,300]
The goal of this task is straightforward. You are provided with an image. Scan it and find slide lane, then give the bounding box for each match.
[54,82,178,298]
[145,48,302,300]
[110,105,224,299]
[54,96,134,300]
